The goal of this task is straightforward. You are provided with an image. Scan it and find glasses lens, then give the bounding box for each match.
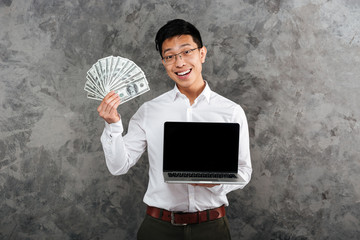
[163,48,199,64]
[163,57,173,65]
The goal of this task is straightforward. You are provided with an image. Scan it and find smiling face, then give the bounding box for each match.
[161,35,207,95]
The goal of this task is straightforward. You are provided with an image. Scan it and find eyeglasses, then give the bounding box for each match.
[162,47,201,65]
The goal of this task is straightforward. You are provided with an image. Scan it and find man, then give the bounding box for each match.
[97,19,252,240]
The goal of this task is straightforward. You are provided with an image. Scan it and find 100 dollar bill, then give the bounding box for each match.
[87,78,150,104]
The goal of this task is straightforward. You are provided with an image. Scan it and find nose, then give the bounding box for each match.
[175,54,185,67]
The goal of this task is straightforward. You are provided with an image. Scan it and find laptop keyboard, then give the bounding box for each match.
[168,172,237,178]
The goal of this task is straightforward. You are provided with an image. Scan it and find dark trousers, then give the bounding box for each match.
[137,214,232,240]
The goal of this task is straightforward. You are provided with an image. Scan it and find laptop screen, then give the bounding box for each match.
[163,122,240,173]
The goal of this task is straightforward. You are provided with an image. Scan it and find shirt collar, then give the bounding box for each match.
[171,80,211,103]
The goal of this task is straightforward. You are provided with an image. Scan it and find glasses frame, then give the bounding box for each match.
[162,47,201,64]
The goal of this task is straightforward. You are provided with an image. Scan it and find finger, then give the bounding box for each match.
[108,99,121,120]
[97,100,105,113]
[103,91,118,105]
[104,90,117,100]
[98,91,114,112]
[97,92,116,114]
[106,96,121,121]
[99,92,118,112]
[104,94,120,113]
[111,97,121,113]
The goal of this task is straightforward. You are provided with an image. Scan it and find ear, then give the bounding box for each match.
[200,46,207,63]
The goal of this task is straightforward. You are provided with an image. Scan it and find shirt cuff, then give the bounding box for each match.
[104,119,124,136]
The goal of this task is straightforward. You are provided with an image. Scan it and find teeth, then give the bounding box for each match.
[177,70,191,76]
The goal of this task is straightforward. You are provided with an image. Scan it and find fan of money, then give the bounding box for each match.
[84,56,150,104]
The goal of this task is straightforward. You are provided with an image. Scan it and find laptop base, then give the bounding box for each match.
[163,173,246,185]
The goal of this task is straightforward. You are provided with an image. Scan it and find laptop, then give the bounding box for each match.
[163,121,246,185]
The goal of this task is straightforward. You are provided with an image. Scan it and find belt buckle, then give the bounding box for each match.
[171,212,187,226]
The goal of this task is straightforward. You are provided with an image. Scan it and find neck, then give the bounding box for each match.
[177,80,206,105]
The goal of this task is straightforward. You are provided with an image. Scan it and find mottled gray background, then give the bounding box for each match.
[0,0,359,239]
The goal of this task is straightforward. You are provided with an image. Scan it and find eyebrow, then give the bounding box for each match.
[163,43,193,55]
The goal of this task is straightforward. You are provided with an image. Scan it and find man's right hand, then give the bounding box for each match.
[97,91,121,124]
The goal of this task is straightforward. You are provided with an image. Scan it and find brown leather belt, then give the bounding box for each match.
[146,205,226,226]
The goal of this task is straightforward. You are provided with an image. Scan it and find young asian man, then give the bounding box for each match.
[97,19,252,240]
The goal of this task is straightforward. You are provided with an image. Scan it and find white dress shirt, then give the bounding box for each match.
[100,82,252,212]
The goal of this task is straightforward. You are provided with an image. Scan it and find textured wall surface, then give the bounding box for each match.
[1,0,359,239]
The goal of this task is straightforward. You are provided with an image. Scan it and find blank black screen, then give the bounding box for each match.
[163,122,239,172]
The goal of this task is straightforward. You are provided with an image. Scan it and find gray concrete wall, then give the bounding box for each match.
[0,0,359,239]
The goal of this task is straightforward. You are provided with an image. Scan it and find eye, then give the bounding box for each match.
[183,50,192,55]
[164,55,174,61]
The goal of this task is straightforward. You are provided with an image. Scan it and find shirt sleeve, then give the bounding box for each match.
[207,104,252,195]
[100,104,147,175]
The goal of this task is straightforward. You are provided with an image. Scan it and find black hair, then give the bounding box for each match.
[155,19,203,58]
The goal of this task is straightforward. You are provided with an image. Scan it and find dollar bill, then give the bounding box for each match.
[84,55,150,103]
[114,78,150,104]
